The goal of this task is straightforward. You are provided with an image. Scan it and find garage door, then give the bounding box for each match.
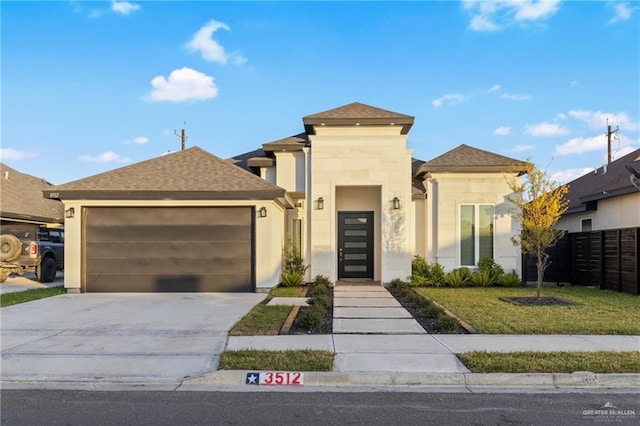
[84,207,254,292]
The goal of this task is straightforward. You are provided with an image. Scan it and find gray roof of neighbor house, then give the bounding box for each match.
[418,144,530,175]
[303,102,414,135]
[45,146,292,204]
[0,163,64,224]
[563,148,640,214]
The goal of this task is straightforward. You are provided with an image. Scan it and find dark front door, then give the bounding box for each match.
[338,211,374,279]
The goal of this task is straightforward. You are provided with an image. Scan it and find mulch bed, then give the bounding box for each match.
[288,287,333,335]
[500,296,581,306]
[386,285,466,334]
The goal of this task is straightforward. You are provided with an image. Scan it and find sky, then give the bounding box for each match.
[2,1,639,186]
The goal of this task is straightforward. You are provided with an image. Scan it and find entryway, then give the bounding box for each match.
[337,212,374,279]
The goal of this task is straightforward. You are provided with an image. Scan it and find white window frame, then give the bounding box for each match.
[458,203,495,267]
[580,217,593,232]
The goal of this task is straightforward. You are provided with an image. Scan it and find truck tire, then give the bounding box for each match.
[0,234,22,262]
[37,257,57,283]
[0,269,8,283]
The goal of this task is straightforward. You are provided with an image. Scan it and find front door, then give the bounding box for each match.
[338,211,374,279]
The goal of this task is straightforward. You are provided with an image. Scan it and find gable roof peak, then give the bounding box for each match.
[303,102,414,135]
[418,144,529,175]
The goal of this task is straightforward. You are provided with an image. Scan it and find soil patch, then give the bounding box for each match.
[500,296,581,307]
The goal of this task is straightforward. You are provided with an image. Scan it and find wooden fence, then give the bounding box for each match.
[523,227,639,295]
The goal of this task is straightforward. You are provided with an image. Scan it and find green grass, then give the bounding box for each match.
[228,304,292,336]
[269,286,305,297]
[0,286,66,308]
[459,351,640,373]
[418,286,640,334]
[219,350,333,371]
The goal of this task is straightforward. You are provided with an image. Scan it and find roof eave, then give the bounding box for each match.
[578,185,639,204]
[303,118,414,135]
[418,165,528,174]
[43,190,288,201]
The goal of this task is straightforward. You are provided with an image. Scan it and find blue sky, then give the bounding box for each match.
[2,1,638,185]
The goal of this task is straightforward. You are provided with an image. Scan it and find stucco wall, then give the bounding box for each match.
[557,191,640,232]
[309,126,414,283]
[61,199,284,292]
[427,173,521,274]
[413,198,427,259]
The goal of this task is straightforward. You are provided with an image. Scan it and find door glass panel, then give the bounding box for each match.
[345,253,367,260]
[345,230,367,237]
[345,242,367,248]
[345,265,367,272]
[345,218,367,224]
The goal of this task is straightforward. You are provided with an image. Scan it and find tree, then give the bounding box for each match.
[506,162,569,298]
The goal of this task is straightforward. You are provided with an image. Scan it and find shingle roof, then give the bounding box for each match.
[262,133,309,152]
[418,144,530,174]
[0,163,64,223]
[46,146,289,201]
[227,148,267,172]
[563,148,640,214]
[303,102,414,134]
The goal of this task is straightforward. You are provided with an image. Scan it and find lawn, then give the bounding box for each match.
[219,350,333,371]
[0,286,66,308]
[459,351,640,373]
[228,304,292,336]
[418,286,640,334]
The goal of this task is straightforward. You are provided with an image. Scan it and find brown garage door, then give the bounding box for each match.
[84,207,254,292]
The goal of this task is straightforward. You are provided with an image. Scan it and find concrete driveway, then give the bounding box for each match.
[1,271,64,294]
[1,292,264,383]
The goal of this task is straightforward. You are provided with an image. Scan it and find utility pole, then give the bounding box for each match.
[174,123,187,151]
[606,118,619,164]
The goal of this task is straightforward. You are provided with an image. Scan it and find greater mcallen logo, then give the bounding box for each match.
[583,402,636,421]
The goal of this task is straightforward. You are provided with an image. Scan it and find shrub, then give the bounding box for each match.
[282,241,309,275]
[410,256,446,287]
[445,267,472,287]
[280,270,304,287]
[314,275,331,287]
[389,278,406,290]
[437,315,461,332]
[501,270,523,287]
[298,306,325,330]
[309,282,328,297]
[472,270,492,287]
[429,263,446,287]
[412,255,430,278]
[409,274,430,287]
[477,257,505,285]
[308,294,331,310]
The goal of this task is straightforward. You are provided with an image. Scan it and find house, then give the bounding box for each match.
[46,102,528,293]
[556,148,640,233]
[1,163,64,230]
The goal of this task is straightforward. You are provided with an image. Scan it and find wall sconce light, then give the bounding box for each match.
[317,197,324,210]
[259,207,267,218]
[392,197,400,210]
[65,208,75,219]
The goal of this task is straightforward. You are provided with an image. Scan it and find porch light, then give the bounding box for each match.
[317,197,324,210]
[65,208,75,219]
[259,207,267,218]
[392,197,400,210]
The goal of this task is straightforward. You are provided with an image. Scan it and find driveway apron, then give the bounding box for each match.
[1,293,264,382]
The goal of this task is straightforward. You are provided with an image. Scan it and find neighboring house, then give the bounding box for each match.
[47,102,527,293]
[0,163,64,228]
[556,149,640,233]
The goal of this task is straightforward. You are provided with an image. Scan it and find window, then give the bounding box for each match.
[292,219,302,257]
[460,204,494,266]
[581,218,592,232]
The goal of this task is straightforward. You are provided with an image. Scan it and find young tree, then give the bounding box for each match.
[506,162,569,298]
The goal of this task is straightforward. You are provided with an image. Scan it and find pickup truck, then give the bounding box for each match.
[0,226,64,283]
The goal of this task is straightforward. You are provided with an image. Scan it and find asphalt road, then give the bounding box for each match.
[2,390,638,425]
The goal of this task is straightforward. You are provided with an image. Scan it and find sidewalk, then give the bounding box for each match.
[222,283,640,388]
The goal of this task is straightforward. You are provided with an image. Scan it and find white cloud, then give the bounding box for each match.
[432,93,465,108]
[525,122,570,137]
[508,144,535,153]
[501,92,531,101]
[111,1,140,15]
[123,136,149,145]
[79,151,130,163]
[487,84,501,93]
[145,67,218,103]
[568,109,639,131]
[494,126,511,136]
[187,19,240,65]
[608,2,635,24]
[612,145,638,161]
[551,167,594,184]
[0,148,38,160]
[463,0,560,32]
[554,135,606,156]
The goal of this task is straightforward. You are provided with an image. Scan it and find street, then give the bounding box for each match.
[1,389,638,425]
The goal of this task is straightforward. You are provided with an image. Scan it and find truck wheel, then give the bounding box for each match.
[0,234,22,261]
[0,269,8,283]
[37,257,57,283]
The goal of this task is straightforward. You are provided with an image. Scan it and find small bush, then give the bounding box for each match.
[409,274,430,286]
[472,270,492,287]
[410,256,446,287]
[298,306,325,330]
[309,282,329,297]
[445,267,472,287]
[412,255,430,278]
[501,271,523,287]
[388,278,406,289]
[429,263,446,286]
[280,271,304,287]
[437,315,461,332]
[477,257,505,285]
[308,294,331,310]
